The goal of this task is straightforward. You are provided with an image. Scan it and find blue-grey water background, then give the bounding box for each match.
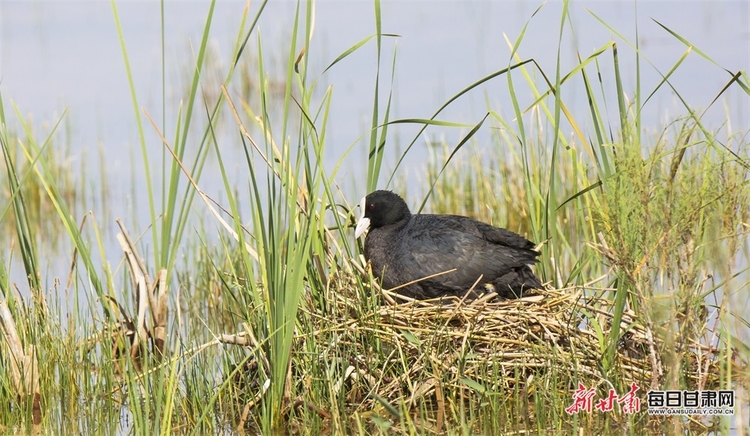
[2,0,748,310]
[3,1,747,186]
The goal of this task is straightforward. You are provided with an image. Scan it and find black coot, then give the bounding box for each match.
[355,190,542,299]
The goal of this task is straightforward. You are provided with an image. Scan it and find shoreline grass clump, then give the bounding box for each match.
[1,0,749,434]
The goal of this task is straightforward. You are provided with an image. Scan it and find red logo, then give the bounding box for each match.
[566,382,641,415]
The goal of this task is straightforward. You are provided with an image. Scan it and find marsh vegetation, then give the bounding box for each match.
[1,1,748,434]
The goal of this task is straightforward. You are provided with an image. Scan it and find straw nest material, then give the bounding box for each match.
[315,262,735,412]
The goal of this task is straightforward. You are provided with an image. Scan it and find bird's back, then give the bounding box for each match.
[366,214,540,299]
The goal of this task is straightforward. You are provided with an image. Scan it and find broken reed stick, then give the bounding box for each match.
[118,232,148,367]
[154,268,169,360]
[113,223,170,369]
[116,219,159,326]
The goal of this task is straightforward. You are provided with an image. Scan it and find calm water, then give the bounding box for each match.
[2,1,747,183]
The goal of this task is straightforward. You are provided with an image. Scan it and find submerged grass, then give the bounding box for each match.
[1,0,749,434]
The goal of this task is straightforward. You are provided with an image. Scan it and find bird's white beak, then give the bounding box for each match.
[354,196,370,238]
[355,218,370,238]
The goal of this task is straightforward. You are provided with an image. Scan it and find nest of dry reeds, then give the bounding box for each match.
[312,263,736,418]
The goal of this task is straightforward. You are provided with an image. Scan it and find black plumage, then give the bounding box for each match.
[355,190,542,299]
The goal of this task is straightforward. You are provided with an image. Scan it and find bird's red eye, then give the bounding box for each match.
[369,203,375,210]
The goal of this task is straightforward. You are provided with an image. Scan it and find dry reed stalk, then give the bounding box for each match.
[76,220,171,372]
[0,300,41,424]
